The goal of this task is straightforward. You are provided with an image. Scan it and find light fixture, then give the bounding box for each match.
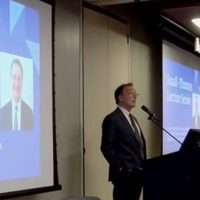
[191,18,200,28]
[194,37,200,53]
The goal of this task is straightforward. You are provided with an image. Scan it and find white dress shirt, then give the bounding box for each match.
[12,99,21,130]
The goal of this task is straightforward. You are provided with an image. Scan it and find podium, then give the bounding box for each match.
[143,129,200,200]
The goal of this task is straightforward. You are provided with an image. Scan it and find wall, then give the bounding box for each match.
[106,4,163,158]
[83,8,130,200]
[54,0,83,197]
[129,10,162,158]
[83,5,162,200]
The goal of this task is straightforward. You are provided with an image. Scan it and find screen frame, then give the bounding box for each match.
[0,0,61,198]
[161,15,200,155]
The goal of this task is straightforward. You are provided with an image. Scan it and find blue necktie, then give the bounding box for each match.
[14,105,18,131]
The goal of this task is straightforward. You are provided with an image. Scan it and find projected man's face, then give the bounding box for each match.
[11,62,23,103]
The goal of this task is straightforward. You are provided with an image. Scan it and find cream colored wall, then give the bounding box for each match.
[129,15,162,159]
[83,8,130,200]
[83,7,162,200]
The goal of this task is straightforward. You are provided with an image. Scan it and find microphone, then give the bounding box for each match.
[141,105,159,122]
[141,105,155,118]
[141,105,182,145]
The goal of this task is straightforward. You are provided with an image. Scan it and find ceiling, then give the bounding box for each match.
[162,6,200,37]
[85,0,200,37]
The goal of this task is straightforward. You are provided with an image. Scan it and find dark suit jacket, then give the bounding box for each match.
[101,108,146,181]
[0,99,33,130]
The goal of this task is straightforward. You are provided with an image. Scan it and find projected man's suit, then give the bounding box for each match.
[0,58,33,130]
[0,100,33,130]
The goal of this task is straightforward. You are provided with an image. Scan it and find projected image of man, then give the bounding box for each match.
[192,94,200,129]
[0,58,33,130]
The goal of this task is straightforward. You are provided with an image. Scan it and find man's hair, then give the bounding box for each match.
[114,82,133,104]
[10,58,23,78]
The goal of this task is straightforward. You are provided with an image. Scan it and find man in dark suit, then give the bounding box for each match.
[0,58,33,130]
[101,82,146,200]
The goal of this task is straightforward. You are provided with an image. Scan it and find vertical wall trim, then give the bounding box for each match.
[80,0,85,196]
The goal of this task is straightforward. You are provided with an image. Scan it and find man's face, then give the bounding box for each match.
[11,63,23,103]
[119,85,138,111]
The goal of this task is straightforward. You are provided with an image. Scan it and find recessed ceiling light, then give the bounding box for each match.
[192,18,200,28]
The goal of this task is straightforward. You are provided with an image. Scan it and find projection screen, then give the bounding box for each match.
[163,40,200,155]
[0,0,60,198]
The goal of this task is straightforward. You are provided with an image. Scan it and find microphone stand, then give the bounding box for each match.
[147,114,182,145]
